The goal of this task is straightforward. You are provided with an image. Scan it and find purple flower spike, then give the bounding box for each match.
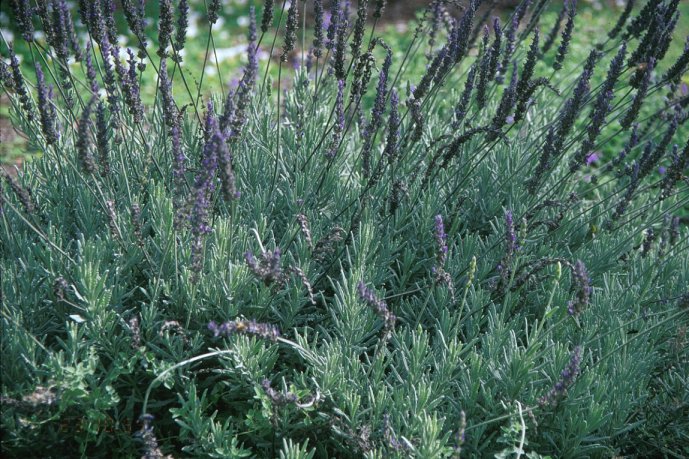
[539,346,583,407]
[585,152,599,166]
[567,260,592,317]
[357,281,396,334]
[434,214,448,267]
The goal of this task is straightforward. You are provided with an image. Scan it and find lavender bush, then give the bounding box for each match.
[1,0,688,457]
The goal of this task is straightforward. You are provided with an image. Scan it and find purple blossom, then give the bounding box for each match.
[35,63,59,145]
[96,101,110,176]
[658,166,667,175]
[539,346,583,407]
[567,260,591,317]
[84,43,100,95]
[585,152,599,166]
[174,0,189,61]
[158,0,173,57]
[434,214,448,267]
[261,0,276,33]
[554,0,577,71]
[621,58,655,129]
[326,80,345,159]
[8,47,34,122]
[11,0,34,42]
[542,2,568,54]
[2,169,35,214]
[245,249,285,285]
[77,98,97,175]
[504,210,518,256]
[383,89,400,163]
[357,281,396,333]
[209,319,280,341]
[281,0,299,63]
[207,0,222,25]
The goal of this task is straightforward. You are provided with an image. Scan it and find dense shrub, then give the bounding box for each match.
[1,0,688,457]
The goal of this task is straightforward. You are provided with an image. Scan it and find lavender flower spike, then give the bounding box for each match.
[281,0,299,62]
[358,281,396,333]
[538,346,583,407]
[553,0,577,71]
[209,319,280,341]
[434,214,448,267]
[567,260,591,317]
[35,63,59,145]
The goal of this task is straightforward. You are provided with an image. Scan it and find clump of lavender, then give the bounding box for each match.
[357,281,396,335]
[208,319,280,341]
[281,0,299,62]
[77,98,97,175]
[245,248,286,286]
[567,260,591,317]
[538,346,583,407]
[34,63,59,146]
[553,0,577,71]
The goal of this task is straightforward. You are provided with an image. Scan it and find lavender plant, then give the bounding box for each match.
[1,0,688,457]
